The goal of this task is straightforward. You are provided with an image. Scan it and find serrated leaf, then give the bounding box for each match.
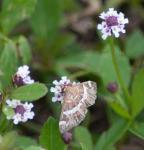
[131,69,144,117]
[126,30,144,59]
[129,122,144,140]
[99,47,131,85]
[39,117,67,150]
[10,83,48,101]
[0,40,18,88]
[17,36,32,64]
[74,126,93,150]
[95,119,130,150]
[1,0,37,34]
[56,46,131,86]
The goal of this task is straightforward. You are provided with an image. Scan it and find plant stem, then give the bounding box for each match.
[109,38,130,104]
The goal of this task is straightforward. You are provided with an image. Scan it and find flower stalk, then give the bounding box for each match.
[109,38,130,105]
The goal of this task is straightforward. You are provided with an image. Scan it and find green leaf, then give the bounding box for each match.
[95,119,130,150]
[131,69,144,117]
[0,132,17,150]
[0,40,18,88]
[102,46,131,86]
[0,114,11,133]
[126,30,144,59]
[16,36,32,64]
[2,105,15,118]
[15,136,37,150]
[107,146,116,150]
[24,146,42,150]
[129,122,144,140]
[1,0,37,34]
[39,117,67,150]
[10,83,48,101]
[74,126,93,150]
[108,100,130,119]
[62,0,81,12]
[80,143,89,150]
[56,47,131,86]
[30,0,63,42]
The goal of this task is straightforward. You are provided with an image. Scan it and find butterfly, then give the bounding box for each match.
[59,81,97,133]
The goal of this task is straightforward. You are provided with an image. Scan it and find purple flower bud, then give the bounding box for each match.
[106,16,118,27]
[107,82,118,93]
[13,75,24,86]
[62,131,72,144]
[14,105,26,116]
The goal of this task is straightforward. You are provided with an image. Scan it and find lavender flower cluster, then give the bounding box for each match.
[97,8,129,39]
[13,65,34,86]
[6,100,34,124]
[50,76,76,103]
[4,65,35,124]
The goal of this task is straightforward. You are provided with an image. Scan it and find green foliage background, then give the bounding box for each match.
[0,0,144,150]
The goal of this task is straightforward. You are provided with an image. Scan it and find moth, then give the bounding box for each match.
[59,81,97,133]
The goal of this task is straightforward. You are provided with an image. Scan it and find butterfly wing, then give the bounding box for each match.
[59,81,97,133]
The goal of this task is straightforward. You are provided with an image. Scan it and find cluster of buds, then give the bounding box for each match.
[50,76,76,103]
[13,65,34,86]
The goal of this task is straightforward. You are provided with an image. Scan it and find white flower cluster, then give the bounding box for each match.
[97,8,129,40]
[6,99,35,124]
[50,76,75,103]
[14,65,34,86]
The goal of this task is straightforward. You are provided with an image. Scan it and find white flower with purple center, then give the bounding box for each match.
[97,8,129,40]
[13,65,34,86]
[50,76,73,103]
[6,99,35,124]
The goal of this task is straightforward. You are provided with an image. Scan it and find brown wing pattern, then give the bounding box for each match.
[59,81,97,133]
[82,81,97,107]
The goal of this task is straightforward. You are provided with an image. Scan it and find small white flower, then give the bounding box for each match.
[13,113,22,124]
[23,76,34,84]
[50,76,73,103]
[17,65,30,78]
[6,99,21,108]
[50,86,62,94]
[60,76,71,85]
[6,99,35,124]
[52,94,63,102]
[53,80,60,86]
[97,8,129,40]
[13,65,34,86]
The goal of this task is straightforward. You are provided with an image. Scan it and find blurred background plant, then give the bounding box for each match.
[0,0,144,150]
